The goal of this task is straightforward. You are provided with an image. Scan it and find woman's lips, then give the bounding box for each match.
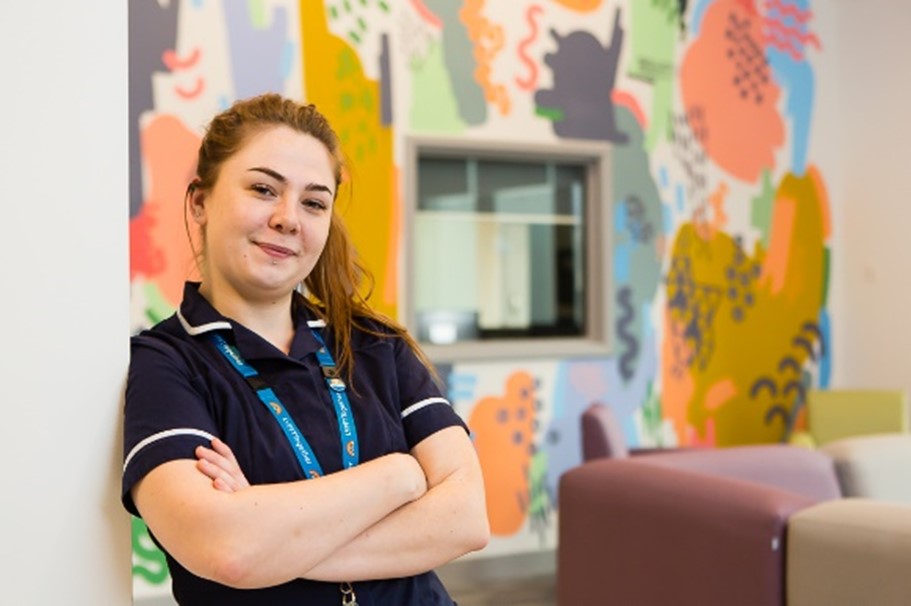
[256,242,297,259]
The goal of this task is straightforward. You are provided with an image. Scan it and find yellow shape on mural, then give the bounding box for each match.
[662,168,829,446]
[300,2,397,316]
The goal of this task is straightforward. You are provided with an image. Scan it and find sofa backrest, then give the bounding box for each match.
[580,402,629,461]
[821,433,911,504]
[635,444,843,502]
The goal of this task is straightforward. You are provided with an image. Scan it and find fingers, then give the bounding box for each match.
[196,457,238,493]
[194,438,251,492]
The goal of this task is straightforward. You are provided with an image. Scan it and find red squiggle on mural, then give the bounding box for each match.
[162,46,206,100]
[175,77,205,100]
[764,0,812,23]
[762,0,820,61]
[409,0,442,29]
[162,47,201,70]
[611,89,647,130]
[514,4,543,91]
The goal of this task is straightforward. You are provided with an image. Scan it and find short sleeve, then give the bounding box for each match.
[393,337,467,448]
[122,335,219,515]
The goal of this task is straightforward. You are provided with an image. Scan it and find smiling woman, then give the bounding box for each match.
[122,94,489,606]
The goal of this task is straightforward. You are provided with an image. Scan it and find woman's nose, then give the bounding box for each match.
[269,195,300,234]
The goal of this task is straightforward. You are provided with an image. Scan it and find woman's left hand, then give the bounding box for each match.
[195,438,251,493]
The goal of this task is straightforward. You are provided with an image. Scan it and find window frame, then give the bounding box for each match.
[402,136,613,362]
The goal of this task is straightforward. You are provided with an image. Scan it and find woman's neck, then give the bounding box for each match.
[199,282,295,353]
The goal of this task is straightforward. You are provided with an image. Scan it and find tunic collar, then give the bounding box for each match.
[176,282,325,360]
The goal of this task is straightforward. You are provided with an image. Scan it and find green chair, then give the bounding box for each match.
[792,389,908,448]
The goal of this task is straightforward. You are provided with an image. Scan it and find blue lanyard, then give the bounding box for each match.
[209,330,359,478]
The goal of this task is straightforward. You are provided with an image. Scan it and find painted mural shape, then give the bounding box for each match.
[535,8,628,142]
[421,0,489,125]
[662,167,830,446]
[680,0,785,183]
[763,0,821,176]
[613,107,665,382]
[128,0,180,217]
[627,0,683,151]
[223,1,292,99]
[469,371,540,536]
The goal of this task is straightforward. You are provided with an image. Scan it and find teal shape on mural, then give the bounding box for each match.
[612,107,664,382]
[422,0,487,125]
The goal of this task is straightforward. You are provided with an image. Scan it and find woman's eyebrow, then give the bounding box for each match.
[248,166,334,197]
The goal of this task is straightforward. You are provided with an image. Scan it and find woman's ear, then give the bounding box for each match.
[188,182,208,226]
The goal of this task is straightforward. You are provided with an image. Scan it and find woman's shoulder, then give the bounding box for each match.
[130,314,203,368]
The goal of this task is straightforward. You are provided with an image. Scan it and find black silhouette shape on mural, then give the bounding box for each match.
[129,0,181,217]
[535,8,628,143]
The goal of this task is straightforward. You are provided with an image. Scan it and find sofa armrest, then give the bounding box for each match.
[558,459,819,606]
[788,498,911,606]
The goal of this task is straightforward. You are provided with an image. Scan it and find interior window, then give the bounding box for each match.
[404,139,611,361]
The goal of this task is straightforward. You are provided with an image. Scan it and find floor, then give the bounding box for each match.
[448,574,556,606]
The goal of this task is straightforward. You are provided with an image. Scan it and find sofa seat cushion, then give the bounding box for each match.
[788,498,911,606]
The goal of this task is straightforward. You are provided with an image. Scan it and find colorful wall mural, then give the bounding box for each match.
[128,0,830,596]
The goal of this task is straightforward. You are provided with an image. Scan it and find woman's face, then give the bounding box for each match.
[191,125,336,305]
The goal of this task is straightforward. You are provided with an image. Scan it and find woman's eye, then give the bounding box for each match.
[251,184,275,197]
[302,198,327,210]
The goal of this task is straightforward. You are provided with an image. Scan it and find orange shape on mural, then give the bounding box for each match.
[681,0,784,183]
[469,371,538,536]
[549,0,604,12]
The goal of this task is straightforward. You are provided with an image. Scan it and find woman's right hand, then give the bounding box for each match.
[195,438,250,493]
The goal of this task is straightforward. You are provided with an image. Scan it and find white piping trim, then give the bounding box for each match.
[177,308,232,336]
[307,319,327,328]
[123,428,217,472]
[401,397,451,419]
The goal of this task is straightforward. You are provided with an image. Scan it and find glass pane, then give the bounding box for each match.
[414,153,587,344]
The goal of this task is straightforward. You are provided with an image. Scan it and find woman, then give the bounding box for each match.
[122,93,489,605]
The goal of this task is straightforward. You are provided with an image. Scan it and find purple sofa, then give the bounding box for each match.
[558,404,842,606]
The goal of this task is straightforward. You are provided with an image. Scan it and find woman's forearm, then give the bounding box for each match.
[303,463,489,581]
[133,452,426,589]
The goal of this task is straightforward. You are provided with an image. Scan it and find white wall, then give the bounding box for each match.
[831,1,911,395]
[0,2,131,604]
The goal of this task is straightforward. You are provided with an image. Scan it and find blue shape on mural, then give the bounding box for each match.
[766,0,817,177]
[817,309,832,388]
[534,8,628,143]
[689,0,712,35]
[223,3,290,99]
[423,0,487,125]
[543,340,658,499]
[128,0,181,216]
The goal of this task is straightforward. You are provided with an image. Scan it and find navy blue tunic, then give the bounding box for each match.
[122,282,466,605]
